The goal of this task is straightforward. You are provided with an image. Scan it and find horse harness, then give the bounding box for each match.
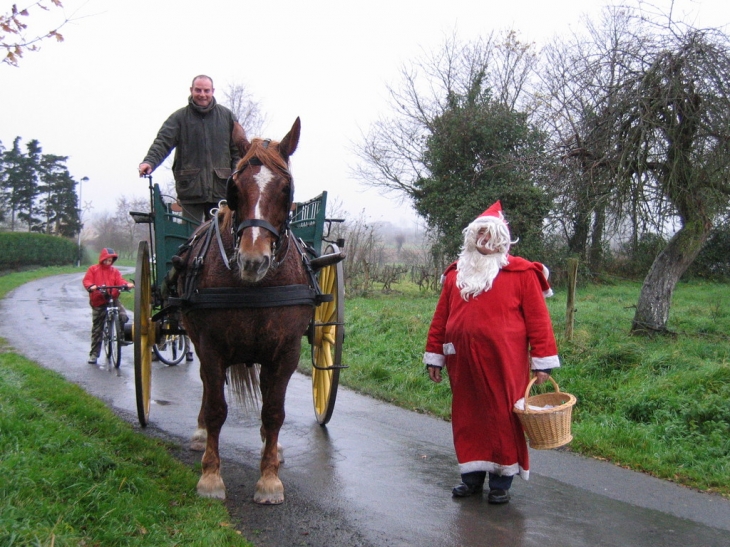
[164,209,333,314]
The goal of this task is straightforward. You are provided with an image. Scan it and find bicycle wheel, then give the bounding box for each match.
[153,333,187,366]
[109,313,122,368]
[103,313,113,360]
[311,243,345,425]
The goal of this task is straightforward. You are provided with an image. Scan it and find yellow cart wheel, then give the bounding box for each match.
[312,243,345,425]
[134,240,154,427]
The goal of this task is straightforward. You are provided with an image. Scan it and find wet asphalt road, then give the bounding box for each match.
[1,271,730,547]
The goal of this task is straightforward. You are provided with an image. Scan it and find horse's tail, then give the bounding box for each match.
[227,363,261,411]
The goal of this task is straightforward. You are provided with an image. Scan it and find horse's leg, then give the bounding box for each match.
[259,425,284,464]
[196,359,228,499]
[254,360,295,505]
[190,383,207,452]
[187,333,207,451]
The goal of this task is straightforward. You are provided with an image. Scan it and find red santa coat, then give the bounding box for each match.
[424,255,559,479]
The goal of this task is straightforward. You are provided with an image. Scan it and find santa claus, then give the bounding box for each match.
[423,201,560,504]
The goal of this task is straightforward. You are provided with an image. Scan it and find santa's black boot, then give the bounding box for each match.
[487,473,513,504]
[452,471,486,497]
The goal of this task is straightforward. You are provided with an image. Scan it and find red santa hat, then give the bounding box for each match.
[477,200,503,219]
[470,200,509,231]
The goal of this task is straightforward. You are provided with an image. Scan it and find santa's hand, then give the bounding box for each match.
[426,365,442,383]
[533,371,551,385]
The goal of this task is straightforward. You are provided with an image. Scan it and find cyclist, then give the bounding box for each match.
[83,248,135,364]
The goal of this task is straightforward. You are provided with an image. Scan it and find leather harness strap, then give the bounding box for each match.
[169,284,318,311]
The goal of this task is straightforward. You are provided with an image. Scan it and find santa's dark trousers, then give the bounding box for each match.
[459,472,514,490]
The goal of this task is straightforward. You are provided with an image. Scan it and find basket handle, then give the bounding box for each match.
[523,375,562,414]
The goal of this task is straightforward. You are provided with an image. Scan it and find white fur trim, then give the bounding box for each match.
[531,355,560,370]
[423,352,444,368]
[459,460,529,481]
[544,288,554,298]
[443,343,456,355]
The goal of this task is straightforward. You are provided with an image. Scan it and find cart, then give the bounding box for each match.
[130,177,346,428]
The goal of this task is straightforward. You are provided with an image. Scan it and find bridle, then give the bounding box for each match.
[226,141,295,268]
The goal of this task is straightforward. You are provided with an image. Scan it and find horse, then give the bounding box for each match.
[175,118,313,504]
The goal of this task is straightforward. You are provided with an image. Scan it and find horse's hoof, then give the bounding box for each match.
[197,474,226,499]
[253,492,284,505]
[254,477,284,505]
[190,428,206,452]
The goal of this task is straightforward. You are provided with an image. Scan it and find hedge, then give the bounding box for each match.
[0,232,79,269]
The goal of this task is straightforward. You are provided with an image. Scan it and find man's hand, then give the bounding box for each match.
[138,163,153,177]
[427,365,442,383]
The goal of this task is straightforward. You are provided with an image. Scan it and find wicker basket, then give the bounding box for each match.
[513,376,576,450]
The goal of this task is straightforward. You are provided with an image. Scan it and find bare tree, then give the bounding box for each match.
[86,196,150,260]
[537,5,730,334]
[352,30,538,201]
[1,1,67,66]
[221,82,267,138]
[114,196,149,259]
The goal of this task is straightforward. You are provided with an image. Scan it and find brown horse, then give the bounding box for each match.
[176,118,313,504]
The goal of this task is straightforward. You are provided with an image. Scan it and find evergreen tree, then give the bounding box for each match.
[414,79,550,261]
[0,140,5,224]
[37,153,81,236]
[0,137,81,235]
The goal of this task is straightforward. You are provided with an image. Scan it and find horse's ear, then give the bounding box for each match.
[278,117,301,160]
[233,121,250,158]
[226,174,239,211]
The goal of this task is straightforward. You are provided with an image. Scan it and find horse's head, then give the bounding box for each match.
[224,117,300,282]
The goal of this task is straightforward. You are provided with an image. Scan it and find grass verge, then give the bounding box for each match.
[0,267,252,547]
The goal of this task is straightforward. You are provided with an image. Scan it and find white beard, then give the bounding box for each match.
[456,250,509,300]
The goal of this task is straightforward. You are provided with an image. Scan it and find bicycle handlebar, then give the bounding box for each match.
[90,285,134,293]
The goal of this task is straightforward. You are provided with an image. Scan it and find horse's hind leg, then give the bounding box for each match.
[196,363,228,499]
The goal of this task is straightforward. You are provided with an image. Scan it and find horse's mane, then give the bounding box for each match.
[219,138,292,231]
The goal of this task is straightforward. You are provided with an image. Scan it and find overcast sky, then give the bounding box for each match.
[2,0,727,229]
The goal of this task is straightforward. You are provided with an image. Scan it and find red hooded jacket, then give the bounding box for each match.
[83,248,128,307]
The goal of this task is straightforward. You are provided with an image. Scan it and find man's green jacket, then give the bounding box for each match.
[142,96,240,205]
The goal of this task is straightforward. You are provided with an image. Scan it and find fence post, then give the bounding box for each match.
[565,258,579,341]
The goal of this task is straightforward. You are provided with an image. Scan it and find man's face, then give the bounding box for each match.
[475,227,504,256]
[101,257,114,266]
[190,78,214,107]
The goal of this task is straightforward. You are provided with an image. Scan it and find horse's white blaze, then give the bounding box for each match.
[250,166,275,246]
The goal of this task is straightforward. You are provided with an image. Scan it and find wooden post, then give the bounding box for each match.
[565,259,579,341]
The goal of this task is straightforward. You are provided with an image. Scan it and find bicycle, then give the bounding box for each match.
[94,285,132,369]
[153,322,191,365]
